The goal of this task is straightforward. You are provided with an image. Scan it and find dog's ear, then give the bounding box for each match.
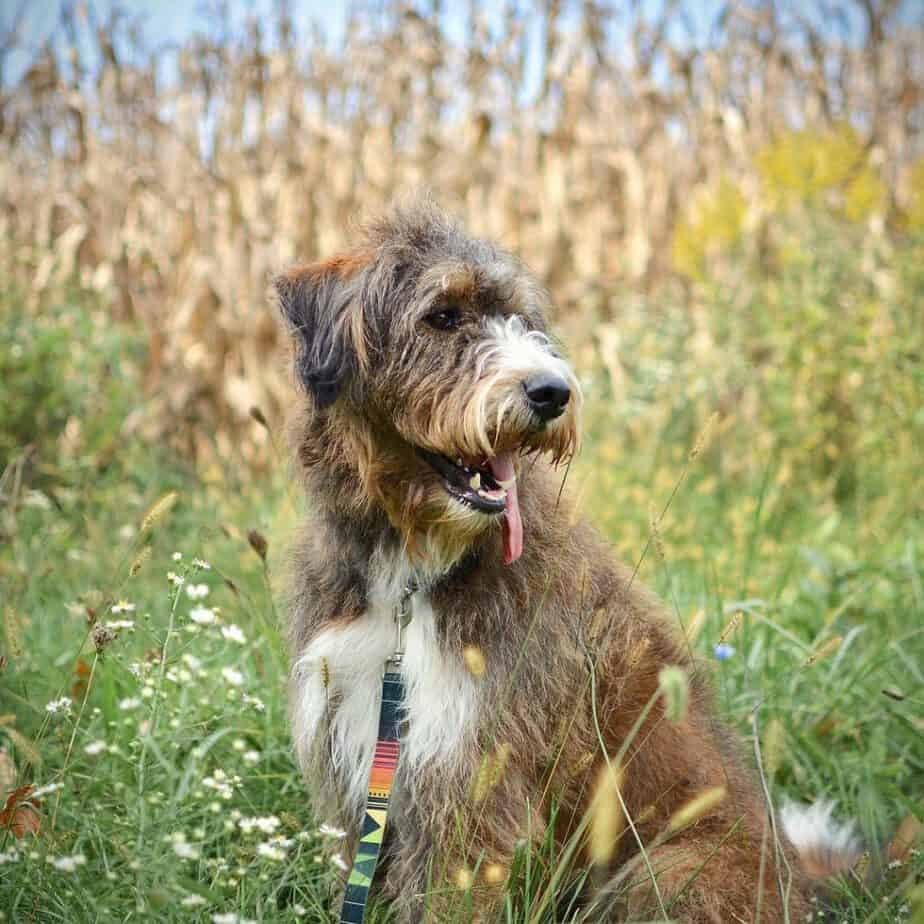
[274,255,368,409]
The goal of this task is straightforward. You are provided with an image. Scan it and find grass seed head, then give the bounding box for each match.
[140,491,178,533]
[129,546,151,577]
[658,665,689,724]
[689,411,720,460]
[668,786,726,833]
[588,762,625,865]
[454,866,474,890]
[247,529,268,562]
[803,634,843,667]
[718,610,742,644]
[763,717,786,778]
[462,645,486,678]
[482,862,507,885]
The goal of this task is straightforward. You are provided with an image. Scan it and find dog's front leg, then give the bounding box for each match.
[380,761,537,923]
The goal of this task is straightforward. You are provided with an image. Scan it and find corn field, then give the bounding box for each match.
[1,0,922,460]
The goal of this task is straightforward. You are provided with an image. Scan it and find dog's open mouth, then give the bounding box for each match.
[417,449,524,565]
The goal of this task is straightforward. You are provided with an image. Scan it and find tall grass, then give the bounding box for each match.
[1,215,922,919]
[1,0,922,459]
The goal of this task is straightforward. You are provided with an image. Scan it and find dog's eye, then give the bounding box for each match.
[425,306,462,331]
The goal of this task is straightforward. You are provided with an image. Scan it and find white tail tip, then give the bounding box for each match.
[780,799,863,879]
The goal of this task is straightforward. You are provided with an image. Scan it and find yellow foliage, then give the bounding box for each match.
[905,158,924,232]
[757,123,886,221]
[672,178,747,280]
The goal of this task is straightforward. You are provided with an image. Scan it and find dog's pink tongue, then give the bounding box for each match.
[489,454,522,565]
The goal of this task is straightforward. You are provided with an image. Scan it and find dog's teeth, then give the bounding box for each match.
[496,475,516,489]
[469,473,482,491]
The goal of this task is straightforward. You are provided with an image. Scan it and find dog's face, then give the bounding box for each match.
[276,204,581,566]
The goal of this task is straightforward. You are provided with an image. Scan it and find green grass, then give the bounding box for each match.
[1,230,922,923]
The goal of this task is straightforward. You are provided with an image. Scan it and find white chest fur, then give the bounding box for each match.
[291,583,480,817]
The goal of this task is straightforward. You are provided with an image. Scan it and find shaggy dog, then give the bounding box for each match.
[276,202,857,922]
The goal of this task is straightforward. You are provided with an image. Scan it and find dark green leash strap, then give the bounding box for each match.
[339,581,416,924]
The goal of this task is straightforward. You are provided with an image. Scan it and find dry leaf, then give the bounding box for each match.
[0,785,42,838]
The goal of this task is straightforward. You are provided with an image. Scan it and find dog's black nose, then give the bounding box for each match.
[523,374,571,422]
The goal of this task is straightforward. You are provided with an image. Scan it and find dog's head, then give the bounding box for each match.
[276,202,581,567]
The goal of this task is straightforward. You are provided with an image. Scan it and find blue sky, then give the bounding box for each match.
[2,0,725,88]
[4,0,893,96]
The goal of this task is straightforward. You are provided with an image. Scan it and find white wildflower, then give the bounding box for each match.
[256,841,287,861]
[167,571,185,586]
[49,853,86,872]
[172,552,183,561]
[319,823,347,839]
[180,894,207,907]
[221,667,244,687]
[193,558,212,570]
[110,600,136,614]
[84,740,107,756]
[242,750,260,765]
[212,914,256,924]
[118,697,142,711]
[182,653,202,671]
[105,619,135,631]
[242,694,265,711]
[0,849,19,864]
[190,606,216,625]
[238,815,280,835]
[170,832,201,860]
[186,583,210,600]
[331,853,349,872]
[45,697,72,715]
[221,624,246,644]
[202,768,238,800]
[30,782,63,799]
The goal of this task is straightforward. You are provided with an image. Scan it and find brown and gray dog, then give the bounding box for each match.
[276,202,859,922]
